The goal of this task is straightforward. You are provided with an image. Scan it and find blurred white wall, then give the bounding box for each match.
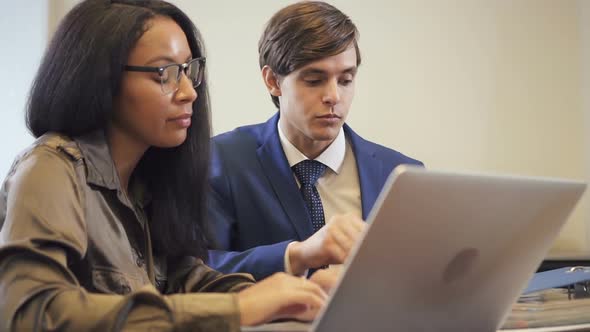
[0,1,48,178]
[1,0,588,252]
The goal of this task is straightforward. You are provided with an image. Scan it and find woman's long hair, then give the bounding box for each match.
[26,0,212,260]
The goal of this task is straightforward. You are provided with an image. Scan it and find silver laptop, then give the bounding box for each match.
[243,166,586,332]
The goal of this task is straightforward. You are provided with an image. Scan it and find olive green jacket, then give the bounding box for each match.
[0,131,255,331]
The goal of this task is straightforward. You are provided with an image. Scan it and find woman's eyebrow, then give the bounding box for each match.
[143,54,193,66]
[144,55,177,66]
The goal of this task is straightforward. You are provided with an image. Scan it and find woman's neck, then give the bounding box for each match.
[107,127,148,193]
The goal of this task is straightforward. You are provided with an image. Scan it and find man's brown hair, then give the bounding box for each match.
[258,1,361,108]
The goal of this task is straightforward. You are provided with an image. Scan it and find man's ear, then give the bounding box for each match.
[262,65,281,97]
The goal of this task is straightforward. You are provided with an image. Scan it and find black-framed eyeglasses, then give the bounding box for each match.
[124,57,206,95]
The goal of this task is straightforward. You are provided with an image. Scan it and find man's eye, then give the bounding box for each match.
[304,79,322,86]
[340,79,353,86]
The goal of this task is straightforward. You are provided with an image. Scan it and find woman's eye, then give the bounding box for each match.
[159,73,170,83]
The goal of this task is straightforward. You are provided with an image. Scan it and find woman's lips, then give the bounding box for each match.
[169,113,192,128]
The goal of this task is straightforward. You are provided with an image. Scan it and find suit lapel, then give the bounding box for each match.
[256,114,314,240]
[345,125,384,220]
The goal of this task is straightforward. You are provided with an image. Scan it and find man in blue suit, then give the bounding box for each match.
[208,1,422,281]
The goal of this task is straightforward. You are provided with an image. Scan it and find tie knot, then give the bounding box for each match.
[292,160,327,186]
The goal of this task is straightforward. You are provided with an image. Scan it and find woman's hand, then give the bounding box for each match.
[237,272,328,326]
[309,268,341,293]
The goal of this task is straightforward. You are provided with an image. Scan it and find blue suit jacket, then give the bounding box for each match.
[208,113,423,280]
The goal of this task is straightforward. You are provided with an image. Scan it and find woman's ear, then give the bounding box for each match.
[261,65,281,97]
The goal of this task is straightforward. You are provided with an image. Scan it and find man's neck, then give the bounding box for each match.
[279,120,335,160]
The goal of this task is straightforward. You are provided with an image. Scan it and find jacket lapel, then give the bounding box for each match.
[345,125,384,220]
[256,114,314,240]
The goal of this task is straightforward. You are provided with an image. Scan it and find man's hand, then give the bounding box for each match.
[288,213,365,275]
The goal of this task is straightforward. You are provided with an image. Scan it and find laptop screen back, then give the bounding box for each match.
[312,166,586,332]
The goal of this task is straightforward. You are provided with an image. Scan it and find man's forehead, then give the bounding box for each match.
[297,66,357,76]
[294,47,358,75]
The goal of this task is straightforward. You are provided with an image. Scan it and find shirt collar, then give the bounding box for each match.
[277,119,346,174]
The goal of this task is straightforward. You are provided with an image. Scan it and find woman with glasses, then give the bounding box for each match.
[0,0,335,330]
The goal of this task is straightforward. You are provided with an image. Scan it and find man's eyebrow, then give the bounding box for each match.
[299,68,327,76]
[341,67,358,75]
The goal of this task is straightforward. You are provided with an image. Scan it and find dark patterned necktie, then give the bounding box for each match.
[292,160,327,233]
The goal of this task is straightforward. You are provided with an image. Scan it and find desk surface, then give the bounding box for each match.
[241,322,590,332]
[242,291,590,332]
[242,322,308,332]
[502,324,590,331]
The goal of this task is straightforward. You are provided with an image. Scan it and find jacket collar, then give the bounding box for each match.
[75,130,151,207]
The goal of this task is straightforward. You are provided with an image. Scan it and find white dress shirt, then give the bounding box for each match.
[278,120,362,274]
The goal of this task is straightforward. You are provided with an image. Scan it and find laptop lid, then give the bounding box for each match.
[309,166,586,332]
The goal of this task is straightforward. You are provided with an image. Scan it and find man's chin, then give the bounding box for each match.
[311,131,339,143]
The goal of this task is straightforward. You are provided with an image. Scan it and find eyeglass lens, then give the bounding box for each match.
[160,60,203,94]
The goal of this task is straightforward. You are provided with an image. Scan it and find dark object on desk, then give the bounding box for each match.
[538,252,590,272]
